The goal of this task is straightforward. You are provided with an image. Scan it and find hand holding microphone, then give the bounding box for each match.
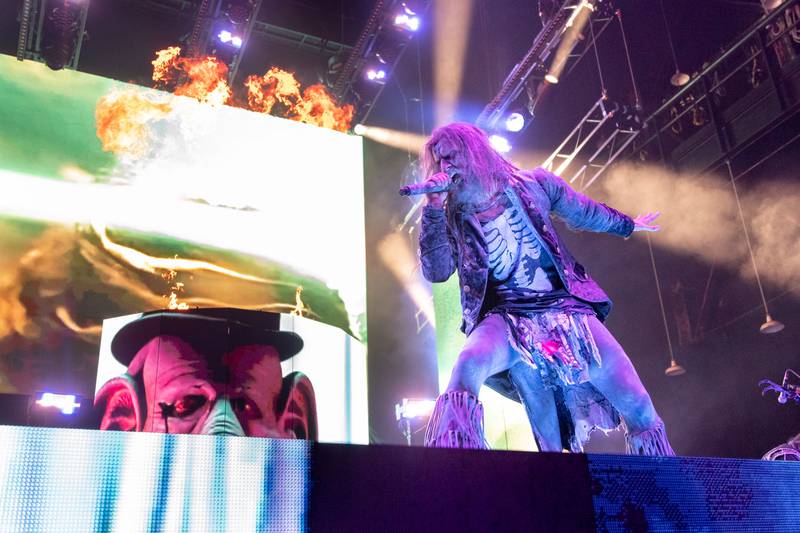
[398,171,457,208]
[398,171,454,196]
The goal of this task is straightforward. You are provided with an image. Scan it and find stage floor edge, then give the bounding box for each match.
[0,425,798,532]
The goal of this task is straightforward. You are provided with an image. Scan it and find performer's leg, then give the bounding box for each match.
[445,314,518,395]
[426,314,561,450]
[585,315,675,456]
[508,361,563,451]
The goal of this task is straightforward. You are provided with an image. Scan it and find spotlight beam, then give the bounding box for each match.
[434,0,475,126]
[476,0,598,130]
[353,124,427,154]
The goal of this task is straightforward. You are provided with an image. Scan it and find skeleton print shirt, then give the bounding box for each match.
[478,194,591,314]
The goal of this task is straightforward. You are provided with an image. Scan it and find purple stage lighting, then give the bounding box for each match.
[217,30,243,48]
[394,5,420,32]
[366,68,387,82]
[34,392,81,415]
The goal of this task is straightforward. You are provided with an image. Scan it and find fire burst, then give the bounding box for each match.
[95,91,172,157]
[151,46,232,106]
[96,47,353,157]
[245,68,354,132]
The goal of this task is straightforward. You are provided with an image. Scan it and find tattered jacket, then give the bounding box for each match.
[419,168,634,335]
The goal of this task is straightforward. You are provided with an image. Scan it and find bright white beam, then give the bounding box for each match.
[434,0,474,126]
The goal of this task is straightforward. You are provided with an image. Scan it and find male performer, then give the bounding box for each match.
[418,123,674,455]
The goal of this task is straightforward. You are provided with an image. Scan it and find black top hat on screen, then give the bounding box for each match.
[110,307,304,366]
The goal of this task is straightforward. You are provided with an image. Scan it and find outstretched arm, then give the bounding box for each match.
[532,168,636,237]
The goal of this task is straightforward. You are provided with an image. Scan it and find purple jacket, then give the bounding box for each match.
[419,168,634,335]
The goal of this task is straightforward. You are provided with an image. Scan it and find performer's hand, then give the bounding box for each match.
[425,172,450,209]
[632,211,661,232]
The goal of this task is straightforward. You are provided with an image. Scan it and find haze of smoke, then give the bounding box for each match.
[598,162,799,291]
[748,180,800,289]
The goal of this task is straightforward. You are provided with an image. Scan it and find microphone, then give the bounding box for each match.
[398,171,458,197]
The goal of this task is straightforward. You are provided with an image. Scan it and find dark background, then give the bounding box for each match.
[1,0,797,458]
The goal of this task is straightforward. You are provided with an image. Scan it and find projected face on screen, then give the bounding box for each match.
[95,310,317,438]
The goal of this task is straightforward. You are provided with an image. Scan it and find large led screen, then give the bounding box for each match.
[0,425,310,532]
[0,54,367,429]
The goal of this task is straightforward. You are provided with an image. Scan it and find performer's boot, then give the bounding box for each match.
[624,418,675,456]
[424,390,487,449]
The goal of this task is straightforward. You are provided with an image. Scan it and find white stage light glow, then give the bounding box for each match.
[505,112,525,132]
[489,134,512,153]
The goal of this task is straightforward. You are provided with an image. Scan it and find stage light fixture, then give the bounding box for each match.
[39,0,85,71]
[664,359,686,377]
[34,392,81,415]
[395,397,436,446]
[760,314,785,334]
[395,398,436,421]
[504,112,526,133]
[365,67,388,83]
[489,134,512,154]
[224,0,254,25]
[353,124,367,135]
[217,30,243,48]
[544,73,559,84]
[394,4,421,32]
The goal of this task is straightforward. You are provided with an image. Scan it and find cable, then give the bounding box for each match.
[588,11,606,94]
[616,9,641,109]
[657,0,681,75]
[726,159,772,317]
[646,234,676,363]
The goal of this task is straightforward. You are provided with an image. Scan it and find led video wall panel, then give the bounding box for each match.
[0,53,367,435]
[0,425,310,532]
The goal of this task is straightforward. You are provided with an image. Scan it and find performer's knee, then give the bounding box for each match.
[447,347,492,394]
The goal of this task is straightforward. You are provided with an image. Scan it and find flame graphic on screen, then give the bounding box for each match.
[290,286,307,317]
[95,47,353,156]
[95,91,172,157]
[162,268,190,310]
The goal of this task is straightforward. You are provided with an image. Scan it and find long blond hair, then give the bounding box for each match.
[420,123,517,207]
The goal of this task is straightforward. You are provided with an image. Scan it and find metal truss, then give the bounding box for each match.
[185,0,263,83]
[131,0,349,81]
[332,0,431,123]
[17,0,90,70]
[540,95,640,190]
[476,0,612,130]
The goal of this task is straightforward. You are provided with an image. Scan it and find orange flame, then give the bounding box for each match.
[245,67,301,113]
[162,269,189,310]
[245,67,353,131]
[151,46,182,85]
[95,90,172,157]
[152,46,232,106]
[294,85,354,132]
[291,286,307,317]
[96,48,352,155]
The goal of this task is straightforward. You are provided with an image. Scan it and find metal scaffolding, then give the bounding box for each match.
[16,0,91,70]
